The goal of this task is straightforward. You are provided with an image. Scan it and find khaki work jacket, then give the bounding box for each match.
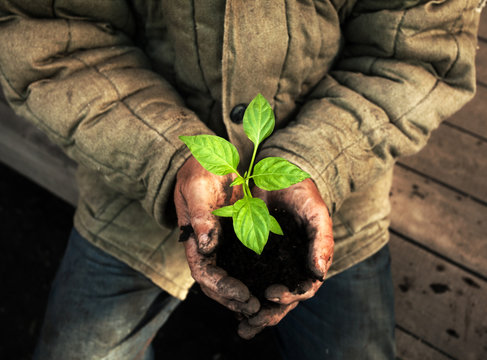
[0,0,480,299]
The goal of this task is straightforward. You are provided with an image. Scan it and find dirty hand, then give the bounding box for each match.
[174,156,260,316]
[238,178,334,339]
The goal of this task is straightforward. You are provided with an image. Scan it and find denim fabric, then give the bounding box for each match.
[275,245,396,360]
[33,229,180,360]
[34,228,394,359]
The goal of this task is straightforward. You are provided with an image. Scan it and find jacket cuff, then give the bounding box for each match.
[257,146,336,214]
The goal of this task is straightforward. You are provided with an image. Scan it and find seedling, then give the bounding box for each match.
[180,94,310,254]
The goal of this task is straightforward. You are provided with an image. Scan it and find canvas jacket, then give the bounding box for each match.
[0,0,480,299]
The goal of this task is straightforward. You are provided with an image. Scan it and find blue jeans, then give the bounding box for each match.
[33,229,180,360]
[276,245,396,359]
[34,229,395,359]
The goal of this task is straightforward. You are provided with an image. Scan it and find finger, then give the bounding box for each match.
[174,178,219,255]
[248,302,299,327]
[307,222,334,280]
[238,319,265,340]
[200,285,260,316]
[190,208,220,255]
[177,172,224,254]
[264,284,290,302]
[238,302,299,339]
[302,201,334,280]
[184,179,221,254]
[265,281,323,305]
[184,235,250,302]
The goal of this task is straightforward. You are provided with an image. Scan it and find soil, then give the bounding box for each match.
[216,207,317,301]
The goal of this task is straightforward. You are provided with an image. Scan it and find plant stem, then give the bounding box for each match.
[242,142,260,200]
[243,181,252,198]
[247,144,259,182]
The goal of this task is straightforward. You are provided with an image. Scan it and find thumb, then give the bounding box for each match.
[307,221,334,281]
[190,207,221,255]
[301,199,334,280]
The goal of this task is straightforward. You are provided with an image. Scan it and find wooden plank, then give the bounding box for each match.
[390,166,487,277]
[476,39,487,85]
[447,83,487,139]
[0,102,78,205]
[398,125,487,203]
[391,234,487,360]
[396,329,451,360]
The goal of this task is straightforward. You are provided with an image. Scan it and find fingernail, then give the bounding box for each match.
[242,296,260,315]
[268,297,280,302]
[318,258,327,270]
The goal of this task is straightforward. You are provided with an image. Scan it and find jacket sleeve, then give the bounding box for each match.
[0,1,212,226]
[259,0,480,214]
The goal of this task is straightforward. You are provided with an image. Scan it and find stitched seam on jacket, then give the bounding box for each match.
[150,145,187,219]
[443,1,468,80]
[144,228,178,265]
[392,79,440,126]
[93,198,135,237]
[94,193,122,219]
[191,0,212,96]
[318,122,392,175]
[0,64,23,100]
[272,0,291,106]
[367,61,442,126]
[51,0,56,18]
[335,211,355,236]
[392,10,407,58]
[64,19,72,54]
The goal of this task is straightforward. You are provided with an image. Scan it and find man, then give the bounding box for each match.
[0,1,480,359]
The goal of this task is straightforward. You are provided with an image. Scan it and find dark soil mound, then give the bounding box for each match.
[217,208,316,301]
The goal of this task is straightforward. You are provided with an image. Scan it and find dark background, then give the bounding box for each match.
[0,162,280,360]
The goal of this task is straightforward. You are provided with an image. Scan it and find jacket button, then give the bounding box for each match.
[230,104,247,124]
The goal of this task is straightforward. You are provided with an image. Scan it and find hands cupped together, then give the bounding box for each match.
[175,157,333,339]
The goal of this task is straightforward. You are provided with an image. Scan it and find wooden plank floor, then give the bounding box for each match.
[392,12,487,360]
[0,10,486,360]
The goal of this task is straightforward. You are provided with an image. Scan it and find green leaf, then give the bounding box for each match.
[230,177,245,187]
[179,135,240,176]
[232,197,270,254]
[212,205,234,217]
[253,157,311,191]
[269,215,283,235]
[243,93,275,147]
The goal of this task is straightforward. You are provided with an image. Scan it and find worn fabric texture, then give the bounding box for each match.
[0,0,480,299]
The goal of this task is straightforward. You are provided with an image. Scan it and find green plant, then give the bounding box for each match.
[180,94,310,254]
